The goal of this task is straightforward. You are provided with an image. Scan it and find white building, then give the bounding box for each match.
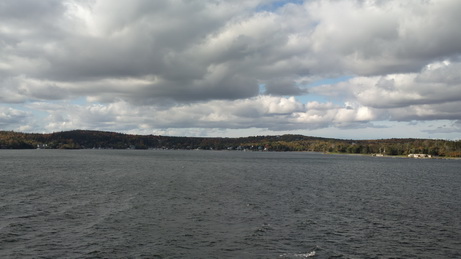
[408,153,432,158]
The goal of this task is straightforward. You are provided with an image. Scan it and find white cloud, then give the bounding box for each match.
[312,60,461,112]
[19,96,377,133]
[0,106,31,128]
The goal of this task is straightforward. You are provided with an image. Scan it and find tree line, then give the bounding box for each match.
[0,130,460,157]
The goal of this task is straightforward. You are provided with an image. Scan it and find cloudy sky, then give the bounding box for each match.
[1,0,461,139]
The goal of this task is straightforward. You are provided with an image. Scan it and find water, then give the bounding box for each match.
[1,150,460,258]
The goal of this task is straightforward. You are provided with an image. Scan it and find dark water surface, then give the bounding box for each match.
[1,150,460,258]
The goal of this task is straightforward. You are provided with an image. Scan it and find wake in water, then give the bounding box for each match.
[280,246,319,258]
[295,251,316,257]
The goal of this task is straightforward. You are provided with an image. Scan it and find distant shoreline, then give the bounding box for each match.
[1,130,460,158]
[2,147,461,160]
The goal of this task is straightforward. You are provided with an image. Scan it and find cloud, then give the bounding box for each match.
[27,96,306,132]
[312,60,461,112]
[310,59,461,127]
[3,0,461,104]
[20,96,384,134]
[264,78,309,96]
[1,0,460,138]
[388,102,461,121]
[307,0,461,75]
[0,107,31,129]
[423,120,461,134]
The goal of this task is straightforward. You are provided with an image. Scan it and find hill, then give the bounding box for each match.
[0,130,460,157]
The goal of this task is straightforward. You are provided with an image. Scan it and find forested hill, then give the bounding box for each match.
[0,130,460,157]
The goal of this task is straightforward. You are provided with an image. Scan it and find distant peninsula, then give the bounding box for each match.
[0,130,460,157]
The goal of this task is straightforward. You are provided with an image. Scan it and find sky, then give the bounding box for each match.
[1,0,461,139]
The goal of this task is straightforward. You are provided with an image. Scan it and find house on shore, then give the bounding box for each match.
[408,153,431,158]
[37,144,48,149]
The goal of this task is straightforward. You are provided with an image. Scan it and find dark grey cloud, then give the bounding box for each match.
[264,78,308,96]
[3,0,461,104]
[0,0,64,26]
